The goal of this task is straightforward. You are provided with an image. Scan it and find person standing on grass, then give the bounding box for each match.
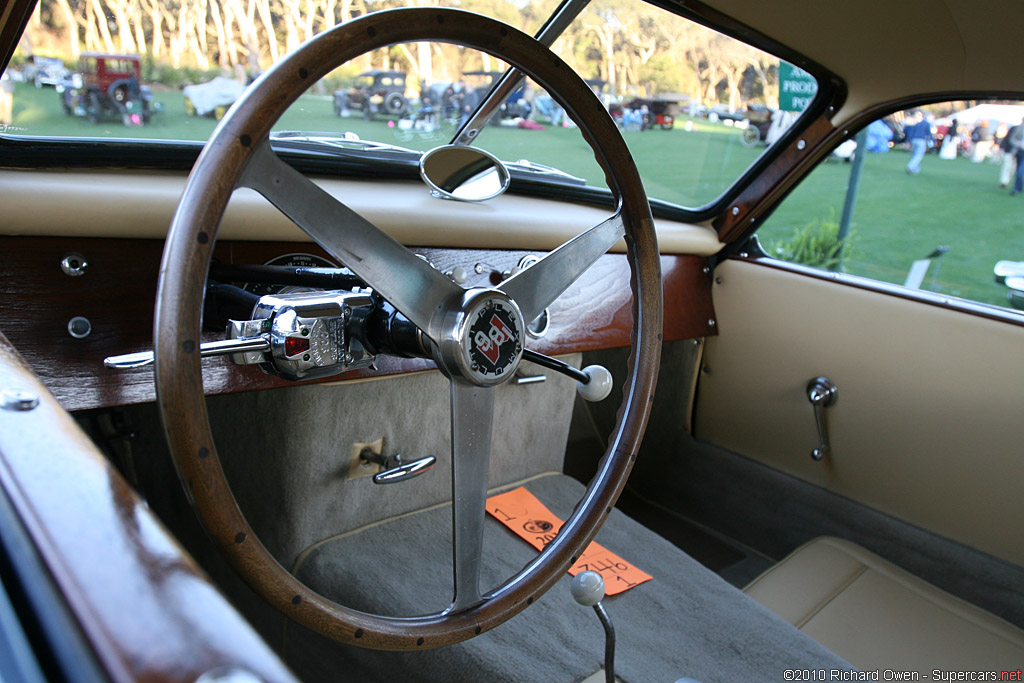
[940,117,959,159]
[1011,134,1024,195]
[1000,118,1024,188]
[905,110,932,175]
[971,120,995,162]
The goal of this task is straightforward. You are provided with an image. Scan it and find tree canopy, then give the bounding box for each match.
[20,0,779,107]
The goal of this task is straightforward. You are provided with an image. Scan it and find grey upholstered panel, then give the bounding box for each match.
[206,356,581,566]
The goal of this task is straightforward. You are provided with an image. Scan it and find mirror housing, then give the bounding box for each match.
[419,145,510,202]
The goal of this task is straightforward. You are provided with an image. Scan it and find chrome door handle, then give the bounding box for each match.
[373,455,436,485]
[806,377,838,461]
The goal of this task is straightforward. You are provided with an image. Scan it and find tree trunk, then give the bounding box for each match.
[418,41,432,89]
[210,0,231,69]
[726,68,740,111]
[256,0,280,63]
[130,2,148,57]
[185,0,211,70]
[234,0,262,74]
[140,0,165,59]
[105,0,138,54]
[87,0,116,52]
[222,0,241,69]
[323,0,338,30]
[53,0,81,59]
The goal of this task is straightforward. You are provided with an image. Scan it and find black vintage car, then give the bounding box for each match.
[333,69,410,119]
[610,96,680,130]
[1,0,1023,681]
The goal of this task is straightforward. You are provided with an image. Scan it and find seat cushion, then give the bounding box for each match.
[744,536,1024,672]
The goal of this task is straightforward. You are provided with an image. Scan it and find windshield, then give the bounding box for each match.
[3,0,817,210]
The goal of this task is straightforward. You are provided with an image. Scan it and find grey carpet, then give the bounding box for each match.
[284,473,853,682]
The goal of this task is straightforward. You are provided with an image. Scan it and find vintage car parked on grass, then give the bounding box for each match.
[609,96,680,131]
[1,0,1023,681]
[334,69,410,119]
[57,52,160,125]
[21,55,67,88]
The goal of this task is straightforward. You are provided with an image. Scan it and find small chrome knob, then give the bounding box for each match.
[67,316,92,339]
[60,252,88,277]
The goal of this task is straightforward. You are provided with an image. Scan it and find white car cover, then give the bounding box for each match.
[183,76,247,116]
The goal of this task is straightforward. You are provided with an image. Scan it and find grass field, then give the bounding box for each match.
[7,81,763,208]
[759,149,1024,308]
[8,81,1022,309]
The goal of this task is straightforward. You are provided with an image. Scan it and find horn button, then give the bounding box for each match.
[436,288,525,387]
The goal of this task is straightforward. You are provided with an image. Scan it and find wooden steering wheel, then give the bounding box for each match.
[155,7,662,651]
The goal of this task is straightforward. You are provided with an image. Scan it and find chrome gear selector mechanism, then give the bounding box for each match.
[228,289,375,381]
[105,290,376,382]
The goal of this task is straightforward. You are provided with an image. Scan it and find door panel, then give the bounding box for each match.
[694,258,1024,566]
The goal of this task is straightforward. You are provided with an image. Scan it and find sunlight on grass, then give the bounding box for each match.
[759,150,1024,309]
[6,81,763,206]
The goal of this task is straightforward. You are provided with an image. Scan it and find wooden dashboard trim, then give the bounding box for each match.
[0,330,299,682]
[1,237,714,412]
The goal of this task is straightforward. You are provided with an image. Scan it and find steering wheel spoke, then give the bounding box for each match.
[448,380,496,612]
[499,213,625,322]
[240,140,460,340]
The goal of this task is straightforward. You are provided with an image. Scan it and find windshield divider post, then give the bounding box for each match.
[450,0,593,146]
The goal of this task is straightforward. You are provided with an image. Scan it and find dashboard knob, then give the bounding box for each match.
[570,570,606,607]
[577,365,613,402]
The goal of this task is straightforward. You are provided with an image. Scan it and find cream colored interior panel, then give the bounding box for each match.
[695,259,1024,566]
[0,169,723,255]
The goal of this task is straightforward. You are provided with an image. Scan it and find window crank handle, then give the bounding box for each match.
[806,377,838,461]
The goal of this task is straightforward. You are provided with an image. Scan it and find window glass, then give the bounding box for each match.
[3,0,818,209]
[757,101,1024,312]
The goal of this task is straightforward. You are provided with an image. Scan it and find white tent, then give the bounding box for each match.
[945,103,1024,126]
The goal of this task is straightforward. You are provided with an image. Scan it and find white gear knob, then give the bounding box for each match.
[576,365,613,402]
[570,570,606,607]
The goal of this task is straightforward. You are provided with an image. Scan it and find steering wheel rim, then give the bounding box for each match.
[155,7,662,651]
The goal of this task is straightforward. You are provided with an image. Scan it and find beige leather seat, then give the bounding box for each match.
[744,536,1024,672]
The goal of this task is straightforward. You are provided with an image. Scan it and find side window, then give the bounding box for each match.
[758,101,1024,313]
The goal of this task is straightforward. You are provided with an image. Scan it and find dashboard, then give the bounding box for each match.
[2,235,715,411]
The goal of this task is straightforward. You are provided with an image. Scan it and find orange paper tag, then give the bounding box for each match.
[486,486,651,595]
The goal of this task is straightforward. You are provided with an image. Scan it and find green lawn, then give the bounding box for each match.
[758,149,1024,308]
[9,81,1021,309]
[7,82,762,207]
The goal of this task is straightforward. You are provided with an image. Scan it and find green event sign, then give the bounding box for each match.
[778,62,818,112]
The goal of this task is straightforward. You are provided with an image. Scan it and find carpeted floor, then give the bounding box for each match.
[282,473,853,682]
